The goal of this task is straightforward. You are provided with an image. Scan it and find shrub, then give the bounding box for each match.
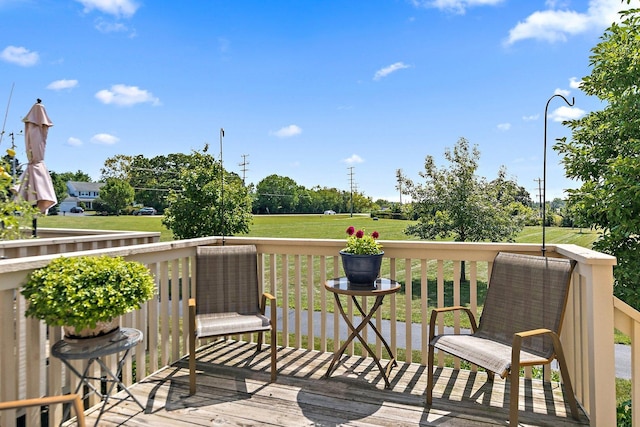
[21,256,156,331]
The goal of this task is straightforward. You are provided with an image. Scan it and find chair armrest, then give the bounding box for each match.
[260,292,276,315]
[428,306,478,341]
[261,293,277,340]
[511,328,559,375]
[514,328,553,339]
[0,394,86,426]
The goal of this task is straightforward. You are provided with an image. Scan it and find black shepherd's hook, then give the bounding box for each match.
[542,94,575,256]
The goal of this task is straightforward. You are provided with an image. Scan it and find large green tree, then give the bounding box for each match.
[555,4,640,309]
[162,149,252,239]
[99,178,135,215]
[401,138,528,278]
[254,174,300,214]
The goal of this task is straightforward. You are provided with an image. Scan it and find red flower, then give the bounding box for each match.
[355,229,364,238]
[346,226,355,236]
[371,231,379,239]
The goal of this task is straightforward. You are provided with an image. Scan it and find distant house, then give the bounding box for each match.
[59,181,105,212]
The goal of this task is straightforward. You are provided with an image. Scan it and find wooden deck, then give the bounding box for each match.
[77,340,590,426]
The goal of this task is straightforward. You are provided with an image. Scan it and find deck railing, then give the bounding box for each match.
[0,228,161,259]
[0,236,620,426]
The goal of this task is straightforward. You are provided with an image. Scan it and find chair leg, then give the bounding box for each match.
[189,300,197,395]
[189,338,196,395]
[426,344,435,405]
[509,364,520,425]
[257,331,264,351]
[270,327,277,382]
[509,339,522,426]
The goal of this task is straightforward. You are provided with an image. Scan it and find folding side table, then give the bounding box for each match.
[51,327,145,426]
[323,277,401,389]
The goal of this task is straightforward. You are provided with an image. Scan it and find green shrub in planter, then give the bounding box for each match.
[21,255,156,332]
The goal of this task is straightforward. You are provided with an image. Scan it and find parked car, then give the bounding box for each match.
[135,207,157,216]
[70,206,84,213]
[323,210,336,215]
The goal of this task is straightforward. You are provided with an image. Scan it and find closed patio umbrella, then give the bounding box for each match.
[15,99,57,214]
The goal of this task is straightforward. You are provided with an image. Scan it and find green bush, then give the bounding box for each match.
[21,255,156,331]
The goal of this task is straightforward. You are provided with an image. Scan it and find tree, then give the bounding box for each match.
[0,152,38,239]
[162,150,252,239]
[101,154,133,181]
[254,174,300,214]
[554,4,640,309]
[401,137,527,280]
[99,178,135,215]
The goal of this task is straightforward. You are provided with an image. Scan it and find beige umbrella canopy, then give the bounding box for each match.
[15,99,57,213]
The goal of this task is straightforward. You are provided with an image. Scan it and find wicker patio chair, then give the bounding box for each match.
[189,245,277,395]
[0,394,86,426]
[426,252,580,425]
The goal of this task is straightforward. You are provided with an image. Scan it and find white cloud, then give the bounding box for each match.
[90,133,119,145]
[373,62,411,81]
[522,114,539,121]
[95,84,160,106]
[410,0,505,14]
[505,10,589,45]
[270,124,302,138]
[548,106,585,122]
[497,122,511,131]
[47,79,79,90]
[554,88,570,97]
[569,77,582,89]
[343,154,364,164]
[0,46,38,66]
[75,0,139,18]
[67,137,83,147]
[505,0,635,46]
[95,19,129,33]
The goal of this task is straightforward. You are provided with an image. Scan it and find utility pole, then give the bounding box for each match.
[348,166,355,217]
[534,178,543,220]
[239,154,249,185]
[220,128,225,245]
[396,168,403,205]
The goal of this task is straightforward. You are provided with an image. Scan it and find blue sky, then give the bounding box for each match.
[0,0,632,202]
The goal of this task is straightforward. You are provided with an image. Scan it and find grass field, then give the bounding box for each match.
[38,212,601,247]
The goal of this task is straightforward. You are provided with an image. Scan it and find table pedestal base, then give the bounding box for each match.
[324,293,398,389]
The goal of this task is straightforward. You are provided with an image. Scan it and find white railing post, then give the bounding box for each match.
[584,261,617,426]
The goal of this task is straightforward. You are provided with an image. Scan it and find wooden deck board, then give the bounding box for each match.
[77,340,590,426]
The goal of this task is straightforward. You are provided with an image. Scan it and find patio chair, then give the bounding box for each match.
[189,245,277,395]
[0,394,86,426]
[426,252,580,425]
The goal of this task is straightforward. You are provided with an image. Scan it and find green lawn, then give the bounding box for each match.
[38,212,601,247]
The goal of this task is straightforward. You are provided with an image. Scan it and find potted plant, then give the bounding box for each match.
[339,226,384,285]
[21,255,156,339]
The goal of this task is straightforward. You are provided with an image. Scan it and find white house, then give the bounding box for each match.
[59,181,105,212]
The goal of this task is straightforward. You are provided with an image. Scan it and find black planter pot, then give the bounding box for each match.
[339,251,384,285]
